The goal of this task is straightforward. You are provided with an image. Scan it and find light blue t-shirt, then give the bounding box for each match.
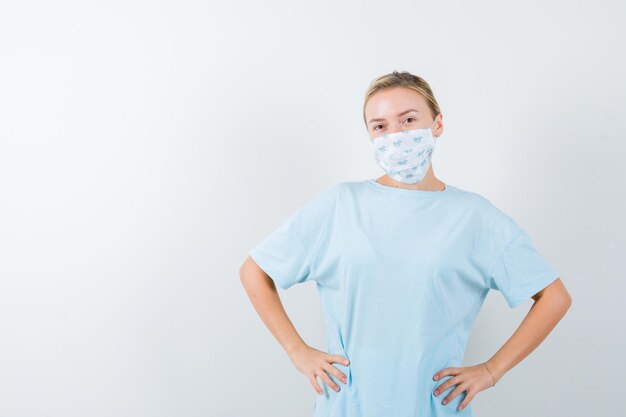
[249,179,560,417]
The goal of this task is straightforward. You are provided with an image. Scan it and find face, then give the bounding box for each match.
[364,87,443,141]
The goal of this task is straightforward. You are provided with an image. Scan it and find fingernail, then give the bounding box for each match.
[434,390,439,396]
[442,399,448,405]
[433,375,439,380]
[345,361,349,365]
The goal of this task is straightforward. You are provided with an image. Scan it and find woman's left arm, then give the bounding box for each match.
[484,277,572,382]
[432,278,572,411]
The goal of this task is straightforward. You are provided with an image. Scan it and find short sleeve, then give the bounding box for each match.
[249,212,314,290]
[487,230,560,308]
[248,183,342,290]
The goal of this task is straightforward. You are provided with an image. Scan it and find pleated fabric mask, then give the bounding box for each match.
[370,118,439,184]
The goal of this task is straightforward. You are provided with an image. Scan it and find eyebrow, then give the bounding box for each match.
[368,108,420,125]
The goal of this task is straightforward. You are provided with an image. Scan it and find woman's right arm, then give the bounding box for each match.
[239,255,349,395]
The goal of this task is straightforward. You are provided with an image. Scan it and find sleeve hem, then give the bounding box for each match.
[506,272,560,308]
[249,249,292,290]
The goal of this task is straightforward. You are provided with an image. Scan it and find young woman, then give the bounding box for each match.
[240,71,572,416]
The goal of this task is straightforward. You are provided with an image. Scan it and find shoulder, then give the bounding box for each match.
[450,185,517,220]
[298,181,347,210]
[289,181,348,229]
[298,180,361,209]
[449,185,523,243]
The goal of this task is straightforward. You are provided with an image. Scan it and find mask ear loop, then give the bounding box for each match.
[431,115,440,138]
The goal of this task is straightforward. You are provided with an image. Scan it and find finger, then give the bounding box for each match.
[327,355,350,366]
[322,363,348,384]
[318,368,341,392]
[309,374,324,395]
[442,383,468,406]
[433,367,459,381]
[433,375,459,397]
[458,390,475,411]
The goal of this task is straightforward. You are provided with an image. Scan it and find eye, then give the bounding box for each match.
[373,124,384,131]
[405,117,416,123]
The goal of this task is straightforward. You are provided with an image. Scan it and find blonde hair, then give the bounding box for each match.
[363,71,441,127]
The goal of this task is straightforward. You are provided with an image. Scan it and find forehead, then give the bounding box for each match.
[365,87,428,122]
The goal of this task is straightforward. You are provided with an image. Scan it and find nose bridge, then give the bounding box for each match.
[383,121,403,134]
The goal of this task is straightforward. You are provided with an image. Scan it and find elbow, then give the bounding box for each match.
[564,293,573,310]
[535,290,572,315]
[239,257,252,284]
[553,291,572,310]
[560,283,573,310]
[553,292,572,315]
[240,255,263,286]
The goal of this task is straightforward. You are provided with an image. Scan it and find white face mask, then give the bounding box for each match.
[370,118,439,184]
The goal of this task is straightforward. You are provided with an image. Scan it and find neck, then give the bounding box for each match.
[376,173,445,192]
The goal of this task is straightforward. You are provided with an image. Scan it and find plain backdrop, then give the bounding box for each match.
[1,1,624,416]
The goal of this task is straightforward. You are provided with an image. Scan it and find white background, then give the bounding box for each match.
[1,0,624,416]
